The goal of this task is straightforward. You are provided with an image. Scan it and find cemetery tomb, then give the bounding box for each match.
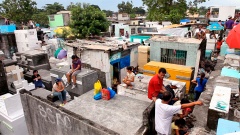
[50,66,98,96]
[0,33,17,59]
[207,86,232,130]
[16,50,50,70]
[24,69,52,91]
[0,93,29,135]
[14,30,40,53]
[118,74,186,102]
[64,90,151,135]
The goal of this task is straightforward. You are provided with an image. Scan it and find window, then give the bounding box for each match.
[131,28,136,34]
[211,8,219,18]
[161,48,187,65]
[49,15,55,21]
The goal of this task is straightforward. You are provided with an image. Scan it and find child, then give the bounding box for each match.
[171,118,189,135]
[216,37,224,54]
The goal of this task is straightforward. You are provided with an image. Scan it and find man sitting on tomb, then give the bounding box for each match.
[122,66,135,89]
[66,55,81,89]
[32,70,45,89]
[148,68,167,101]
[53,78,67,107]
[155,91,202,135]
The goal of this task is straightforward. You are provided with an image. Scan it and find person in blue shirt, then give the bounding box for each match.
[191,73,208,101]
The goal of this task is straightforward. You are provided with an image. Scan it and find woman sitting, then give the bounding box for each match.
[53,78,67,106]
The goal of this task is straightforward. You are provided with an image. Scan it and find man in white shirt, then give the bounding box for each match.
[155,91,202,135]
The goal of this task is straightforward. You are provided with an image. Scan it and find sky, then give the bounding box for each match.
[0,0,240,11]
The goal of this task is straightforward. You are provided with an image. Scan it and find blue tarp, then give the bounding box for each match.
[110,55,130,69]
[180,19,190,23]
[119,55,130,69]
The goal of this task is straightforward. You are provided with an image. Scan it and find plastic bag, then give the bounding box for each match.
[107,87,116,98]
[94,80,102,95]
[94,93,102,100]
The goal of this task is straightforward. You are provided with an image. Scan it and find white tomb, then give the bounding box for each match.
[209,86,231,113]
[0,93,29,135]
[14,29,40,53]
[11,66,35,92]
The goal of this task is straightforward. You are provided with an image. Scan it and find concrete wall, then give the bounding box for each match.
[149,41,199,67]
[20,92,119,135]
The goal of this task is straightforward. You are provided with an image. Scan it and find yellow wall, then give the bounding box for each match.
[143,61,193,93]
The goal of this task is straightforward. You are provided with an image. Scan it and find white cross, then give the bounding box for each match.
[11,66,24,83]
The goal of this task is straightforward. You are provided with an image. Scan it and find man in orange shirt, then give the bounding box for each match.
[148,68,167,101]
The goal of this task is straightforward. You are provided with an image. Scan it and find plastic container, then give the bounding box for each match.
[101,88,110,100]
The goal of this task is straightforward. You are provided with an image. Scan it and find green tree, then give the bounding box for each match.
[130,14,136,19]
[0,0,37,23]
[142,0,208,23]
[132,7,146,15]
[102,10,114,17]
[67,2,82,11]
[44,2,65,15]
[70,3,110,39]
[90,5,101,10]
[198,6,208,15]
[32,11,49,27]
[117,1,133,14]
[188,1,198,16]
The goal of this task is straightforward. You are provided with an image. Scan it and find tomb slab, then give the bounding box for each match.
[64,90,151,135]
[50,66,98,96]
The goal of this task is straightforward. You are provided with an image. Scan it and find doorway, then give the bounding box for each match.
[119,29,124,36]
[112,62,120,93]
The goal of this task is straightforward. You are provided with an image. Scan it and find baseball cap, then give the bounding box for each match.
[55,78,62,82]
[228,15,232,19]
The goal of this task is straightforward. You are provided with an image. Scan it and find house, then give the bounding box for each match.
[111,23,145,37]
[65,39,140,88]
[48,11,71,28]
[117,13,130,21]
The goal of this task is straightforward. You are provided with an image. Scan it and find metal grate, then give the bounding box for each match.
[161,48,187,65]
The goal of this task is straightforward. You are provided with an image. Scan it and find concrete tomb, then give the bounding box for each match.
[11,66,35,93]
[207,85,236,130]
[118,74,186,102]
[16,50,50,70]
[64,90,151,135]
[0,93,29,135]
[50,66,98,96]
[41,44,56,58]
[24,69,52,91]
